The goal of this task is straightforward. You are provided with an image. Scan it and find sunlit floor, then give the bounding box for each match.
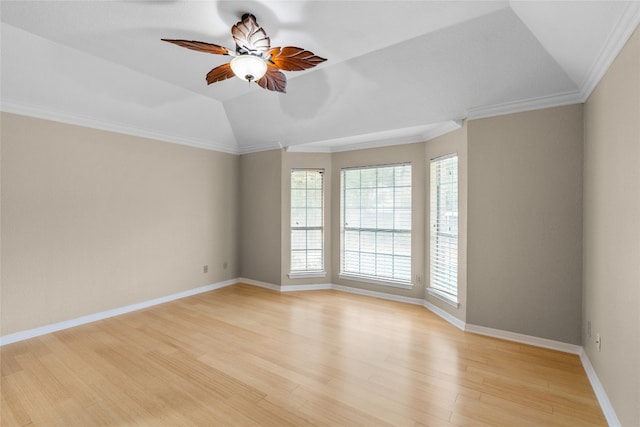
[1,283,606,426]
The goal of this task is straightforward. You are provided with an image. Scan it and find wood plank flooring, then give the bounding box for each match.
[1,283,606,426]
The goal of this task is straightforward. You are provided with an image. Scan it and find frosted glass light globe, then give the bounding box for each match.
[230,55,267,82]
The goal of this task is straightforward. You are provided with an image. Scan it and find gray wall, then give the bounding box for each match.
[3,27,638,426]
[1,112,240,335]
[583,26,639,427]
[239,149,282,285]
[467,104,584,344]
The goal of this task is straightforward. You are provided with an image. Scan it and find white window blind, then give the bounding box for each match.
[290,169,324,272]
[341,164,411,284]
[430,154,458,298]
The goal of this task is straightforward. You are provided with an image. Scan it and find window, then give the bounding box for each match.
[290,169,324,276]
[340,164,412,287]
[429,154,458,301]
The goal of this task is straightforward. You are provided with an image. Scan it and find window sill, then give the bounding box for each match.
[339,273,413,290]
[427,288,459,308]
[288,271,327,279]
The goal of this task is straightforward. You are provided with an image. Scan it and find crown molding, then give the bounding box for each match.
[237,141,283,155]
[286,120,463,153]
[3,3,637,155]
[470,2,640,120]
[467,90,582,120]
[0,99,240,155]
[579,1,640,102]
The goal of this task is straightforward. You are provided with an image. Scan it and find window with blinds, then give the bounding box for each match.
[340,164,412,285]
[290,169,324,273]
[429,154,458,299]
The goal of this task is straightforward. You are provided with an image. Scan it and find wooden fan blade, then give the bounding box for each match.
[267,47,327,71]
[232,14,270,55]
[206,63,236,85]
[161,39,231,56]
[256,66,287,93]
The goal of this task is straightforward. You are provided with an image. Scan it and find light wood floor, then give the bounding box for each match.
[1,283,606,426]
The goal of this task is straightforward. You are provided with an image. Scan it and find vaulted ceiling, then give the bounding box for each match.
[2,1,639,154]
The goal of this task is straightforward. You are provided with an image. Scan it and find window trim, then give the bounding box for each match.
[338,272,414,289]
[428,153,459,302]
[289,168,325,276]
[288,271,327,279]
[339,163,413,287]
[427,287,460,307]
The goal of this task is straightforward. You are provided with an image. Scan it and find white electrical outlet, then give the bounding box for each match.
[203,265,208,273]
[596,333,601,352]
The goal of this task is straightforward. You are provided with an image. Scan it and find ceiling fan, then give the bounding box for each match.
[162,13,327,93]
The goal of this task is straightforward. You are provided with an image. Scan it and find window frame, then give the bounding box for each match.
[288,168,325,278]
[339,163,413,288]
[428,153,459,305]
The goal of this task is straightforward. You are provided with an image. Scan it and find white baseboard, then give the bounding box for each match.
[237,277,281,291]
[423,300,466,330]
[579,348,621,427]
[281,283,333,292]
[331,284,424,306]
[238,278,424,306]
[0,278,620,425]
[464,323,582,355]
[329,285,617,424]
[0,279,237,346]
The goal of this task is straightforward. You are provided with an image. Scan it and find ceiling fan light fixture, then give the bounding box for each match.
[230,54,267,82]
[162,13,326,92]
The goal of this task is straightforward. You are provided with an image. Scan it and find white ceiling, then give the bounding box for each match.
[2,1,639,154]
